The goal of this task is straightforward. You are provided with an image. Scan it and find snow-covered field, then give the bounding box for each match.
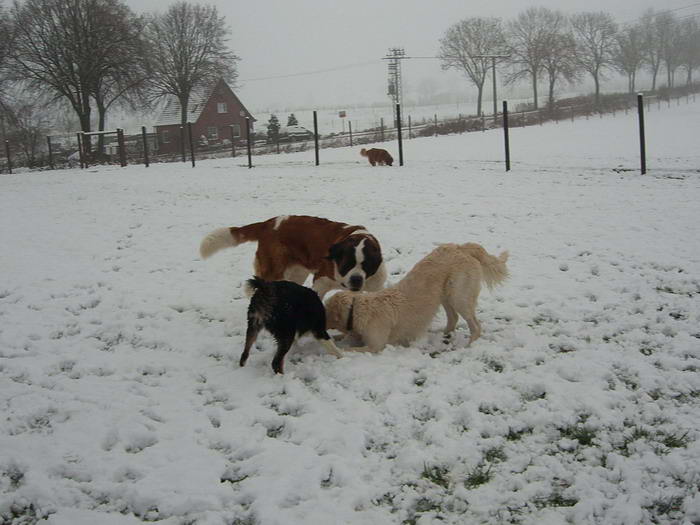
[1,100,699,525]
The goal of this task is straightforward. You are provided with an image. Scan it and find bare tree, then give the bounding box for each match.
[657,12,682,88]
[639,9,664,91]
[679,18,700,85]
[143,1,239,125]
[571,11,618,105]
[9,0,145,152]
[506,8,553,110]
[613,24,645,93]
[0,2,15,106]
[438,17,506,117]
[539,10,579,111]
[1,91,50,166]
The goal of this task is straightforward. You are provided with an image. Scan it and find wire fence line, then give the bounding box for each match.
[1,84,698,174]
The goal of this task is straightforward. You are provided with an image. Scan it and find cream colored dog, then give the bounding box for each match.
[325,243,509,353]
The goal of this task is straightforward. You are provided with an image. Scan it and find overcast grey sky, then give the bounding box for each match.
[126,0,700,112]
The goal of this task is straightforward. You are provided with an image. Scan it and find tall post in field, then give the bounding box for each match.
[380,117,385,141]
[117,128,127,167]
[349,121,353,147]
[313,111,319,166]
[246,117,252,168]
[46,136,54,169]
[637,94,646,175]
[4,140,11,174]
[396,103,403,166]
[76,132,85,169]
[187,122,195,167]
[230,125,236,158]
[492,57,497,119]
[503,101,511,172]
[141,126,149,167]
[408,115,412,139]
[179,126,186,163]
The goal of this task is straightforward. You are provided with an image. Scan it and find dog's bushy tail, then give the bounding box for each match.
[244,276,268,298]
[460,243,509,290]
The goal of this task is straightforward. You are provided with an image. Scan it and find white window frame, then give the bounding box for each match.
[230,124,241,138]
[207,126,219,140]
[217,102,228,114]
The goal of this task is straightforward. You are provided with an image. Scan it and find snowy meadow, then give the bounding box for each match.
[1,100,700,525]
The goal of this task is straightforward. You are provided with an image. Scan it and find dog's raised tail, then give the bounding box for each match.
[244,276,268,297]
[461,243,509,290]
[200,222,266,260]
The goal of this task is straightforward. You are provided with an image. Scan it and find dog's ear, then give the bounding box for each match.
[326,242,341,261]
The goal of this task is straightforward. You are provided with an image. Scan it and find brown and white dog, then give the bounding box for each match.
[200,215,387,298]
[325,243,509,353]
[360,148,393,166]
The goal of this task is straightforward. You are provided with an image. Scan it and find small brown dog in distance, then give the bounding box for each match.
[360,148,393,166]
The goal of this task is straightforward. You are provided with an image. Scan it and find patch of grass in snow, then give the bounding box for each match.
[483,446,507,463]
[506,426,533,441]
[421,464,450,489]
[558,414,596,446]
[463,463,493,489]
[533,491,578,509]
[645,495,685,521]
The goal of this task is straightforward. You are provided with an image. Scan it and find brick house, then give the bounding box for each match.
[154,79,255,154]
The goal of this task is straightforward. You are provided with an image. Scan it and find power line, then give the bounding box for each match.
[239,60,381,83]
[621,2,700,24]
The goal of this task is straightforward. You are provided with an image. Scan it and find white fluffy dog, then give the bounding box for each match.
[324,243,509,353]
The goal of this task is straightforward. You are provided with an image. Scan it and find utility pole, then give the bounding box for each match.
[384,48,405,127]
[472,54,510,121]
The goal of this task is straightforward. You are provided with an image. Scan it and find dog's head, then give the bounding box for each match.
[360,148,368,157]
[326,234,382,292]
[324,291,354,333]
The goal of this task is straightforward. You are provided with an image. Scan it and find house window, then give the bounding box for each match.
[217,102,228,114]
[230,124,241,138]
[162,130,170,143]
[207,126,218,140]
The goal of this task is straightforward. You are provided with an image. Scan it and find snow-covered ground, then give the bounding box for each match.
[1,99,699,525]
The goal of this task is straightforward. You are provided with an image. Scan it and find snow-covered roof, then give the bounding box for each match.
[154,88,212,127]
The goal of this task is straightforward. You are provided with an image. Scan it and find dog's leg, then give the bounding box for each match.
[240,320,262,367]
[271,334,295,374]
[451,296,482,346]
[442,301,459,335]
[311,326,343,358]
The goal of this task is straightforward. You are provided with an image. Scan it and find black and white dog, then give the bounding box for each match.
[241,277,342,374]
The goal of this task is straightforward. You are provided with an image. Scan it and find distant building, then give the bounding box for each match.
[154,79,255,154]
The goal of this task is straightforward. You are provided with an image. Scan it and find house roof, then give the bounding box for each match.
[154,80,255,127]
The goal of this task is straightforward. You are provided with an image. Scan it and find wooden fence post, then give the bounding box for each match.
[349,121,353,147]
[313,110,319,166]
[637,93,646,175]
[141,126,149,167]
[187,122,195,167]
[396,103,403,167]
[503,101,510,172]
[117,128,127,167]
[179,126,186,163]
[4,140,11,174]
[246,117,252,168]
[76,132,85,169]
[46,136,54,169]
[230,125,236,158]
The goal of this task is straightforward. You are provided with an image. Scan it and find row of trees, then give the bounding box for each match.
[0,0,238,160]
[439,7,700,116]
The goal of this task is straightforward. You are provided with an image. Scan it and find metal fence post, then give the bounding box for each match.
[4,140,11,174]
[503,101,511,172]
[230,125,236,158]
[246,117,252,168]
[396,103,403,167]
[187,122,195,167]
[46,136,54,169]
[637,94,646,175]
[141,126,149,167]
[313,110,319,166]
